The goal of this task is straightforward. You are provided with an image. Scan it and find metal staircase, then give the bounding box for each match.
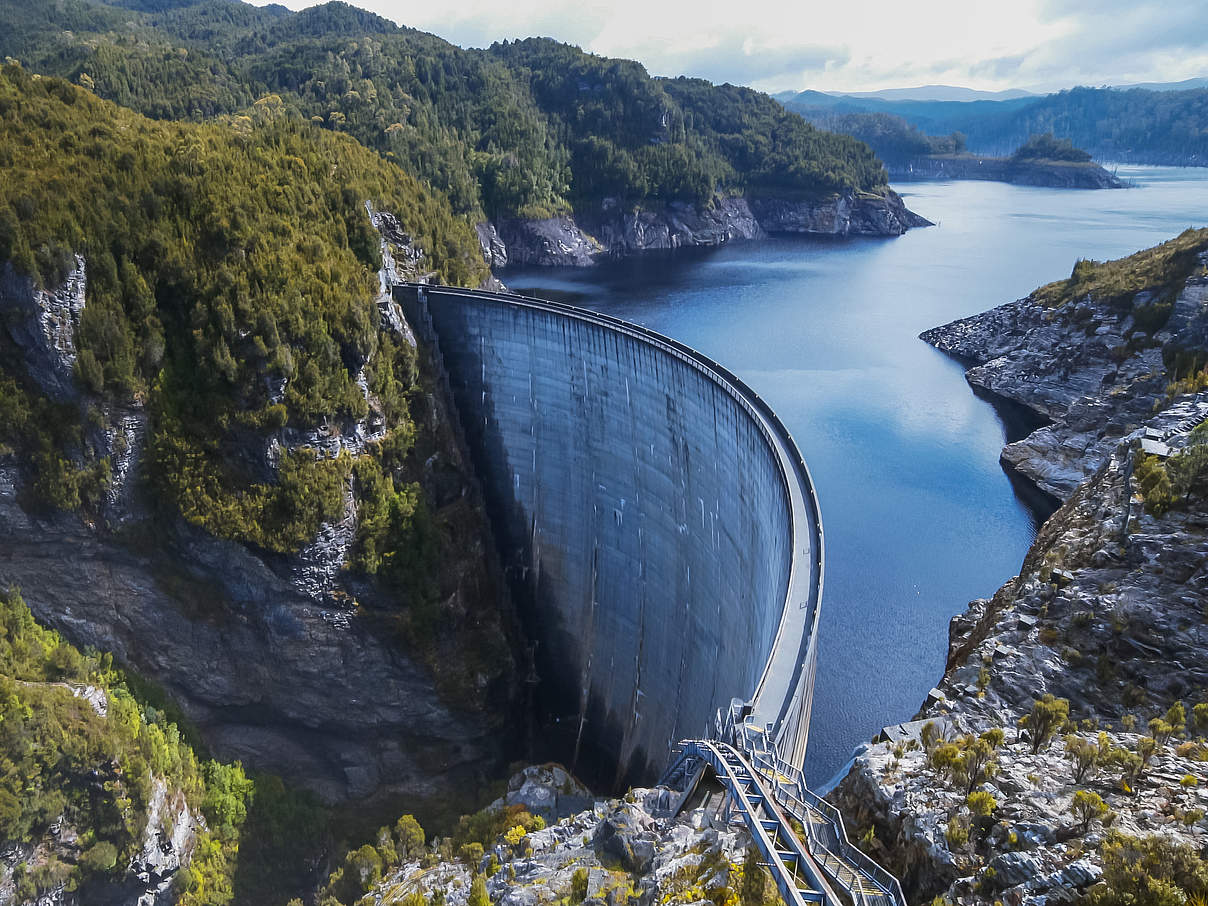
[660,707,905,906]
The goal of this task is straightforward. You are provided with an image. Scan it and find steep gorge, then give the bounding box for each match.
[0,67,520,809]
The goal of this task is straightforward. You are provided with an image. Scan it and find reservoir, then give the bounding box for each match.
[507,165,1208,784]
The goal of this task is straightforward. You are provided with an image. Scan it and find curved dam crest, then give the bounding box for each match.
[399,285,822,785]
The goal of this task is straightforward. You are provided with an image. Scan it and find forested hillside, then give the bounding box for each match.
[0,63,482,548]
[0,57,517,900]
[0,0,890,220]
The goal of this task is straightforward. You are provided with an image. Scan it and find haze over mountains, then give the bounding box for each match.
[779,81,1208,165]
[782,77,1208,105]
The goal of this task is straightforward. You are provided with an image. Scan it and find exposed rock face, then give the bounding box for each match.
[831,403,1208,905]
[0,473,508,805]
[475,222,510,270]
[481,189,929,268]
[363,771,761,906]
[750,190,932,236]
[889,156,1125,189]
[0,218,519,805]
[487,764,594,823]
[0,257,86,401]
[585,195,766,255]
[492,215,603,267]
[922,252,1208,499]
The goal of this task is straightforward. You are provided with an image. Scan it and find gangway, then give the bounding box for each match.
[661,727,905,906]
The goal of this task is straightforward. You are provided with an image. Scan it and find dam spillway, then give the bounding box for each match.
[399,285,823,785]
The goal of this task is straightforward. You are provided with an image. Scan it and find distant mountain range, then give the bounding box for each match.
[778,83,1208,166]
[776,85,1037,103]
[776,78,1208,105]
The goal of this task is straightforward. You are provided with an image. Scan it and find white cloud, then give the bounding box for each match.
[247,0,1208,93]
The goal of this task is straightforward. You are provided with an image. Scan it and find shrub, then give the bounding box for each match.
[571,867,589,903]
[468,876,490,906]
[1084,833,1208,906]
[80,841,119,873]
[1070,790,1111,833]
[395,814,425,860]
[967,791,997,818]
[944,816,970,849]
[1021,695,1070,754]
[1194,703,1208,738]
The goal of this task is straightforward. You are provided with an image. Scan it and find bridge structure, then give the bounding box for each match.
[397,283,904,906]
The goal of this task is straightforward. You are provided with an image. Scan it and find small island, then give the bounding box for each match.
[811,110,1126,189]
[894,133,1126,189]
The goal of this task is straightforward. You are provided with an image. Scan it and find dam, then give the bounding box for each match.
[400,284,904,906]
[398,284,822,783]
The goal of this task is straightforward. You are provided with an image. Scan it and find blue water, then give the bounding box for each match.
[506,166,1208,784]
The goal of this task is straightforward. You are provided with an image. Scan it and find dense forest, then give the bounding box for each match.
[0,0,889,219]
[0,64,482,554]
[783,85,1208,165]
[802,111,966,164]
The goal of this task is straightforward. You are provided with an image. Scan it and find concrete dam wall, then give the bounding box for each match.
[399,286,823,785]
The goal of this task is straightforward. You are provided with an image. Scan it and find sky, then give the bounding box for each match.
[249,0,1208,95]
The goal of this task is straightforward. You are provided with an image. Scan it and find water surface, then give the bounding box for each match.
[507,166,1208,784]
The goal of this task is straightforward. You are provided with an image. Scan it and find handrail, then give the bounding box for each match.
[742,747,906,906]
[676,740,831,906]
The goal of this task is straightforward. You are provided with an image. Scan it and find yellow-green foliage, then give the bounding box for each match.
[1070,790,1111,833]
[966,791,997,818]
[1085,833,1208,906]
[453,803,546,852]
[0,587,254,903]
[925,729,1004,794]
[1021,694,1070,754]
[0,64,484,551]
[1033,227,1208,309]
[1135,433,1208,517]
[2,7,890,218]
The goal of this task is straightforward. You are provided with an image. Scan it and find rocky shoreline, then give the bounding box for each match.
[889,156,1124,189]
[828,238,1208,904]
[475,189,930,269]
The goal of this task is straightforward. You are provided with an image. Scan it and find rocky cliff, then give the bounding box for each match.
[475,190,930,269]
[889,156,1125,189]
[828,234,1208,905]
[921,240,1208,500]
[0,219,520,808]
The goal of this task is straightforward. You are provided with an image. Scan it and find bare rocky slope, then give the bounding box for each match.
[828,235,1208,904]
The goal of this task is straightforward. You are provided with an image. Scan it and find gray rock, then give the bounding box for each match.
[593,803,657,875]
[988,851,1044,887]
[0,257,86,401]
